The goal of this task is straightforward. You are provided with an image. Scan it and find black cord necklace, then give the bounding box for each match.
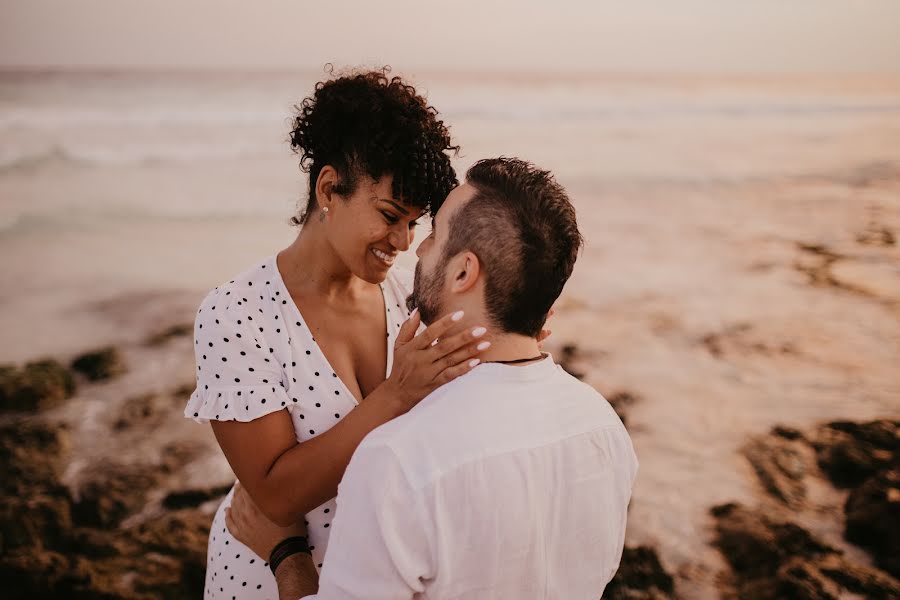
[488,354,545,365]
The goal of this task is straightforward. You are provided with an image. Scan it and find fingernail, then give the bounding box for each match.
[468,358,481,368]
[472,326,487,337]
[476,341,491,351]
[451,310,465,321]
[410,307,418,317]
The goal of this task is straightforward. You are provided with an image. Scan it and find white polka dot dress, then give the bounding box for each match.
[184,255,412,599]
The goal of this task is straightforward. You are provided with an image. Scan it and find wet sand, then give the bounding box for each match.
[2,72,899,597]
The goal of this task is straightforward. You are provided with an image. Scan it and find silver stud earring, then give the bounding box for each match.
[322,207,329,213]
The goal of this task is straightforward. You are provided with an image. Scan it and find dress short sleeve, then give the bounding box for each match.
[185,284,292,423]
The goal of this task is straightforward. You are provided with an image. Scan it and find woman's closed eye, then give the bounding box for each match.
[381,210,419,229]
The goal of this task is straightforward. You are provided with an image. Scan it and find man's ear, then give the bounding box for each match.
[315,165,338,211]
[449,251,480,294]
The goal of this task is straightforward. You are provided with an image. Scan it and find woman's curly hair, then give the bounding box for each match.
[289,67,459,225]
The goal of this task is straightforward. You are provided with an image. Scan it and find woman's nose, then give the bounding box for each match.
[390,226,412,251]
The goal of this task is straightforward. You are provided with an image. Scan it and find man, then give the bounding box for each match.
[227,157,639,599]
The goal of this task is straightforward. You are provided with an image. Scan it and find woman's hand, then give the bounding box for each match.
[383,309,490,413]
[226,481,308,561]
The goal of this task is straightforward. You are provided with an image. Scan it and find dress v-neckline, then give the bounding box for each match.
[271,255,392,406]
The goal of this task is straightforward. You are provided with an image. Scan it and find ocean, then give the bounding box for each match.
[2,69,899,597]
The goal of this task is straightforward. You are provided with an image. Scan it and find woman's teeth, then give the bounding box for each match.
[372,248,395,265]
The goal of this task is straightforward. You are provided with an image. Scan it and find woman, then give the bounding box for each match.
[184,69,491,599]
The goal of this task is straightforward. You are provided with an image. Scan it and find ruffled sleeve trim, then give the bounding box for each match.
[184,383,295,424]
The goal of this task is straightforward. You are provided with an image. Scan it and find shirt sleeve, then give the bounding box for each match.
[301,441,434,599]
[184,284,293,423]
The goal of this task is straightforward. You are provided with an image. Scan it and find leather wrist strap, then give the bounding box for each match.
[269,536,311,575]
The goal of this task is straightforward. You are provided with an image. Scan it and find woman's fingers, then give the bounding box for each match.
[432,341,490,381]
[411,310,466,351]
[433,355,482,386]
[395,308,420,347]
[426,325,489,364]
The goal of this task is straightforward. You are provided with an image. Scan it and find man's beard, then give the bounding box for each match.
[406,258,445,326]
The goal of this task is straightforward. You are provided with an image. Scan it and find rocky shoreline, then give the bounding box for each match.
[1,329,897,598]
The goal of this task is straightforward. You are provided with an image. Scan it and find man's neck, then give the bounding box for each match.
[477,332,542,365]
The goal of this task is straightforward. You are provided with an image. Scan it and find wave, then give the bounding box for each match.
[0,108,288,131]
[0,142,279,171]
[445,101,900,121]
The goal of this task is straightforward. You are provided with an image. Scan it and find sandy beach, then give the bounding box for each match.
[2,70,899,598]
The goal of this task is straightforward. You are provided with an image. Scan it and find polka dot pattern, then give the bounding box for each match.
[186,256,412,599]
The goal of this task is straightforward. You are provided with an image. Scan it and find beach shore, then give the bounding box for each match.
[2,71,898,598]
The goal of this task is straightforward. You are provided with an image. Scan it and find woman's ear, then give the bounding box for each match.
[315,166,338,213]
[450,251,481,294]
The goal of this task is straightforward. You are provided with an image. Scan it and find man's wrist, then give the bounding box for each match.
[269,536,310,575]
[273,552,319,600]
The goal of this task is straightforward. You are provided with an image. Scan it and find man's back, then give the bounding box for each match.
[317,355,638,600]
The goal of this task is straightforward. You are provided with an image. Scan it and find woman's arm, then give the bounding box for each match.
[211,310,488,526]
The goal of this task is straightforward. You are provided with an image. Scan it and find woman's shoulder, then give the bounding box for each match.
[197,256,276,310]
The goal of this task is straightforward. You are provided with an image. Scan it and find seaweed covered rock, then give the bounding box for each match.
[144,323,193,346]
[0,359,76,412]
[604,545,676,599]
[711,502,900,599]
[70,346,127,381]
[0,419,71,495]
[162,484,232,510]
[811,420,898,488]
[844,465,900,578]
[71,461,163,529]
[742,430,809,508]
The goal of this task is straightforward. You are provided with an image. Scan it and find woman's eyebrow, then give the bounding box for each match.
[378,198,410,216]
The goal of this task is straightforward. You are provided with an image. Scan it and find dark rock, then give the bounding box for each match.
[0,419,70,495]
[144,323,193,346]
[113,393,167,431]
[812,420,898,488]
[711,503,835,580]
[0,359,76,412]
[162,484,232,509]
[159,440,206,474]
[817,553,900,599]
[558,343,585,380]
[711,502,900,599]
[126,509,210,598]
[606,391,638,427]
[777,557,842,600]
[71,462,162,528]
[845,465,900,578]
[742,434,808,508]
[0,549,75,600]
[773,425,804,441]
[146,323,193,345]
[604,545,676,599]
[856,223,896,247]
[0,493,73,553]
[70,346,127,381]
[171,382,196,399]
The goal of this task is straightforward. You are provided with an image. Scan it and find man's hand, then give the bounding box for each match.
[225,481,308,561]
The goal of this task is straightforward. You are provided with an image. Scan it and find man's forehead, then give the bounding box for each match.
[433,183,476,228]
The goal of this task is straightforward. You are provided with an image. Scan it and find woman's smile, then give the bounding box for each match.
[370,247,396,267]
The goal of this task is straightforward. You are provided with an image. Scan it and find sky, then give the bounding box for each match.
[1,0,899,75]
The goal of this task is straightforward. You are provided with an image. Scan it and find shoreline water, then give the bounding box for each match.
[2,71,898,597]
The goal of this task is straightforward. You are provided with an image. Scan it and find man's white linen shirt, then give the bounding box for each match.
[302,354,638,599]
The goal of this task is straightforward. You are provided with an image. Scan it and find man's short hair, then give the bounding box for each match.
[439,157,583,337]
